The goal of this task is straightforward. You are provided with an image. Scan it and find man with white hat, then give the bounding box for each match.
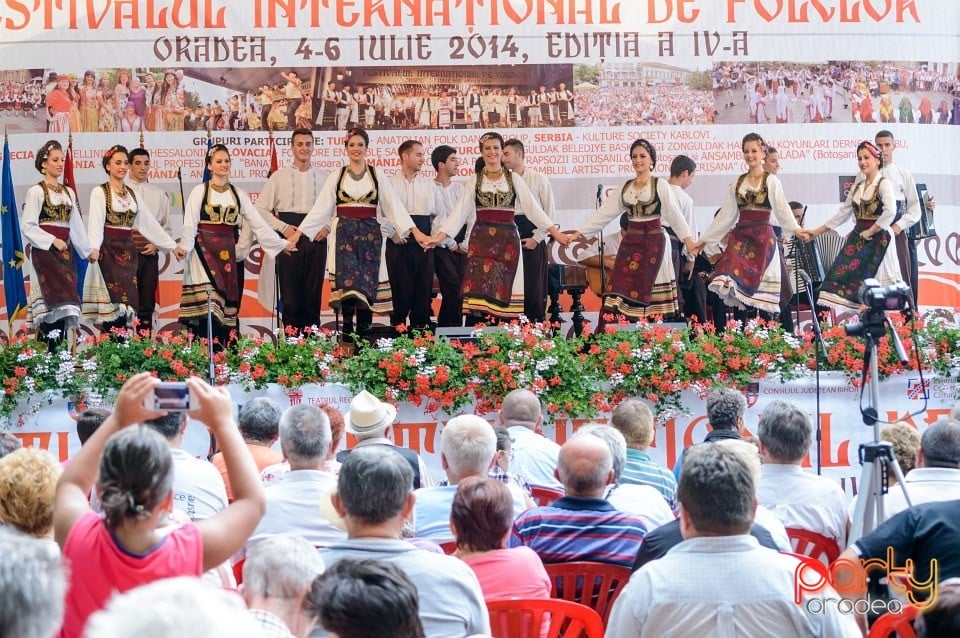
[335,390,434,489]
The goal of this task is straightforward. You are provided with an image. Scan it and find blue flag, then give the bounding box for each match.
[201,135,212,183]
[1,137,27,329]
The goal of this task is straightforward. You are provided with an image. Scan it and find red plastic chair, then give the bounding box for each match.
[530,486,563,507]
[439,540,458,555]
[543,561,632,624]
[868,604,921,638]
[487,598,604,638]
[786,527,841,566]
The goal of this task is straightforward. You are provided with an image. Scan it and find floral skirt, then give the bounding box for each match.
[818,218,899,312]
[29,225,81,328]
[180,223,240,328]
[603,217,678,319]
[328,214,392,314]
[709,208,781,313]
[82,227,139,324]
[462,209,524,319]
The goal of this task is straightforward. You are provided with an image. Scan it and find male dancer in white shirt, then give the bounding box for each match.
[431,146,466,328]
[127,147,171,333]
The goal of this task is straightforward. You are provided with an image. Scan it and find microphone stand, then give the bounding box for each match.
[205,283,215,384]
[798,268,826,475]
[596,184,606,294]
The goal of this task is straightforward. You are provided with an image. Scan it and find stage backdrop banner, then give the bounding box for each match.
[7,371,955,500]
[0,2,958,336]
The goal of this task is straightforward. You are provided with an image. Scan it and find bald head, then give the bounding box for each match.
[556,436,614,497]
[500,389,543,429]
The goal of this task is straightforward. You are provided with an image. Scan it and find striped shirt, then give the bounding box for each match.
[621,449,679,513]
[509,496,647,568]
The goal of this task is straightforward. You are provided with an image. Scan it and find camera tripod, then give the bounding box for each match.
[848,310,913,541]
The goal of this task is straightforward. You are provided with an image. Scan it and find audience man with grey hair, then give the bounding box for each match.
[336,390,433,489]
[757,400,849,552]
[607,443,860,638]
[0,527,66,638]
[413,415,528,539]
[510,435,647,568]
[144,412,227,521]
[212,396,284,501]
[673,386,747,481]
[577,424,674,529]
[320,446,489,637]
[242,534,326,638]
[610,399,678,512]
[247,405,345,550]
[499,388,562,490]
[879,418,960,519]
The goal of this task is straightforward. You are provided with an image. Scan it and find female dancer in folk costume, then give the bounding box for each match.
[174,144,295,347]
[807,141,900,314]
[567,139,699,326]
[83,145,176,333]
[297,127,430,337]
[431,131,570,321]
[21,140,93,349]
[699,133,809,317]
[46,75,73,133]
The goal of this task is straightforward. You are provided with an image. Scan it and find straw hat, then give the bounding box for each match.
[345,390,397,436]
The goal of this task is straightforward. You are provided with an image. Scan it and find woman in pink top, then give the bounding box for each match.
[53,373,267,637]
[451,476,551,601]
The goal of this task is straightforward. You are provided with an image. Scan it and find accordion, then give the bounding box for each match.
[788,236,826,286]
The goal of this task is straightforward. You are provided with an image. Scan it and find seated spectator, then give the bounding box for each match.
[0,527,66,638]
[451,476,551,601]
[499,388,562,490]
[212,396,283,500]
[53,374,267,637]
[633,440,790,571]
[336,390,433,489]
[84,576,263,637]
[880,418,960,518]
[0,447,61,538]
[510,435,647,568]
[673,387,747,481]
[320,446,489,637]
[607,443,860,637]
[247,404,345,550]
[577,424,674,529]
[306,558,425,638]
[881,421,921,481]
[261,403,345,485]
[242,534,326,638]
[0,431,22,458]
[76,407,111,447]
[143,412,228,520]
[490,425,531,494]
[610,398,678,512]
[756,400,849,549]
[414,415,527,539]
[916,578,960,638]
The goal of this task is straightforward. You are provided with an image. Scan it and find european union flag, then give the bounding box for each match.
[1,136,27,329]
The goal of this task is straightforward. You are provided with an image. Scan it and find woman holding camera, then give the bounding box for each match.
[807,140,899,313]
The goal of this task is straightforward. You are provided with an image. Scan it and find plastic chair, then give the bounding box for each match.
[868,604,921,638]
[786,527,841,566]
[530,486,563,507]
[232,558,245,585]
[544,561,632,624]
[438,540,458,555]
[487,598,604,638]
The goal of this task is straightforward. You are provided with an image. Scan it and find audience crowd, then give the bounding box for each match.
[1,371,958,638]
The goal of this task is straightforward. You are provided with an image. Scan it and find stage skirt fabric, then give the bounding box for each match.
[179,223,241,328]
[328,206,393,314]
[818,218,900,312]
[603,216,679,319]
[28,224,82,328]
[82,227,139,324]
[709,208,781,313]
[462,208,524,319]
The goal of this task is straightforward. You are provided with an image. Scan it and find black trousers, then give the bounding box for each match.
[522,242,548,322]
[137,253,159,333]
[277,213,327,332]
[385,216,434,329]
[435,247,466,327]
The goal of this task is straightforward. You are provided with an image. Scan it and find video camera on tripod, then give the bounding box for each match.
[843,279,913,340]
